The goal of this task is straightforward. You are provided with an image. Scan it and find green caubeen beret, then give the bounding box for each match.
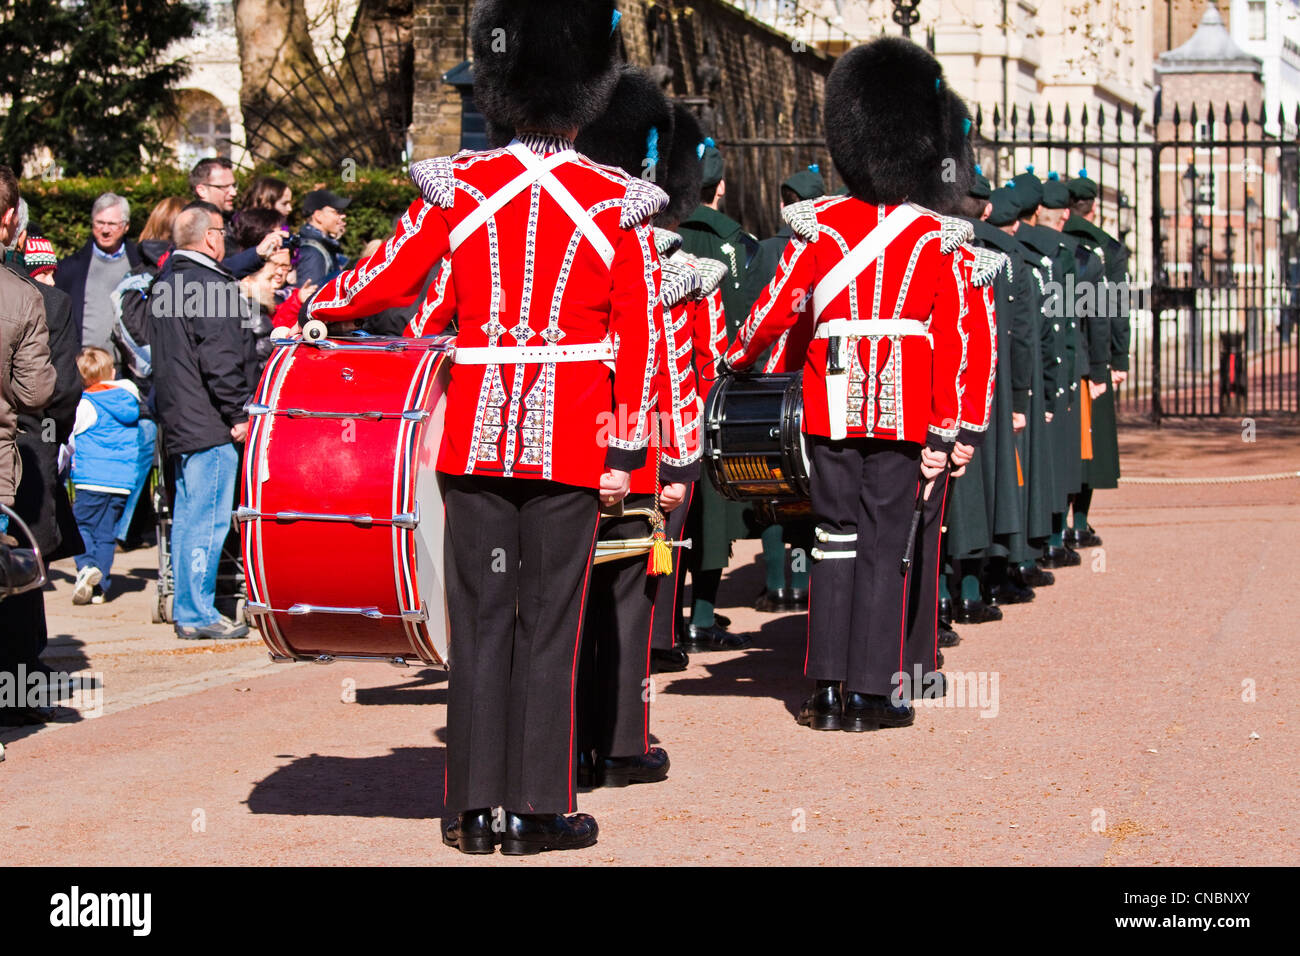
[1069,168,1099,200]
[969,164,992,199]
[782,164,826,200]
[1008,167,1043,210]
[987,187,1021,226]
[1041,172,1070,209]
[699,138,725,187]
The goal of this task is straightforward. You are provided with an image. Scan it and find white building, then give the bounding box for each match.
[1228,0,1300,131]
[165,0,244,169]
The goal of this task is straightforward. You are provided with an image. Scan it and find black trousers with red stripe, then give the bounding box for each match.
[442,475,599,815]
[577,493,662,759]
[649,484,692,650]
[903,469,950,686]
[807,437,934,697]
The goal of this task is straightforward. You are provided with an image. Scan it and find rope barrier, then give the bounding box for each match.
[1119,471,1300,486]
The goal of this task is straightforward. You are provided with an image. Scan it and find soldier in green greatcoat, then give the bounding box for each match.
[959,170,1041,614]
[1009,169,1084,569]
[676,140,758,650]
[1062,170,1128,546]
[983,186,1057,593]
[1040,171,1109,563]
[679,140,760,337]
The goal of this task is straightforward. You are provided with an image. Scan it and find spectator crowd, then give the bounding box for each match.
[0,156,396,725]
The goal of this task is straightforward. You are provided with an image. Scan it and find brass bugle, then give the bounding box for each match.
[593,507,693,565]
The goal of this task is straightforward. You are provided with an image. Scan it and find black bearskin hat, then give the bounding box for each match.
[911,88,976,214]
[824,37,947,204]
[575,66,674,180]
[574,68,704,228]
[471,0,623,135]
[656,103,704,227]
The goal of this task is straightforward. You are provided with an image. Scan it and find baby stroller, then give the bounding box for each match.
[150,429,249,626]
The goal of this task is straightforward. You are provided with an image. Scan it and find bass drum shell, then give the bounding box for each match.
[241,335,453,668]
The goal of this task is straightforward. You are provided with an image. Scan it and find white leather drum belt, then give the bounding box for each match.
[816,319,930,440]
[452,342,616,365]
[814,319,930,339]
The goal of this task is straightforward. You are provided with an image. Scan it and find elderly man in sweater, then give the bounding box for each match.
[54,193,141,358]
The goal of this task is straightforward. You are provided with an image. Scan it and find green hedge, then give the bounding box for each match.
[22,165,420,261]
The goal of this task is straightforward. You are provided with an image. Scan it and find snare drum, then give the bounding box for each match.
[703,372,812,513]
[240,335,453,667]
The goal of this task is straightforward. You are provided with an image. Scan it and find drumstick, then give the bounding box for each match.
[899,473,927,576]
[900,463,945,576]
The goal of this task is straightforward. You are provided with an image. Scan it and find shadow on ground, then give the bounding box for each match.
[245,747,446,819]
[356,668,448,707]
[666,615,808,719]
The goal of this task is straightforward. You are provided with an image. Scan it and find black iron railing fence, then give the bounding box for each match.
[973,98,1300,419]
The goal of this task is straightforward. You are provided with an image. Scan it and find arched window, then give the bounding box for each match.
[170,90,232,169]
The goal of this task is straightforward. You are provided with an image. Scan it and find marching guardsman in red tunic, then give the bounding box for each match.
[309,0,668,855]
[570,67,700,788]
[723,38,970,731]
[638,101,733,673]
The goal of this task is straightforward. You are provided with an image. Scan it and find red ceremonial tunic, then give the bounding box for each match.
[725,196,970,450]
[309,134,677,490]
[952,243,1003,446]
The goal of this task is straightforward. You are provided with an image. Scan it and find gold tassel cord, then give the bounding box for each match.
[647,414,671,576]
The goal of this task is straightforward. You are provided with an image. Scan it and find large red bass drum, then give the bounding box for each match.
[239,335,453,667]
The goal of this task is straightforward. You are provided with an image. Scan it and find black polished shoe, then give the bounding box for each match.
[754,587,797,612]
[796,681,842,731]
[986,581,1035,606]
[935,649,945,669]
[841,692,915,731]
[1011,564,1055,588]
[938,596,953,629]
[712,613,731,629]
[442,808,496,854]
[650,646,689,673]
[1064,526,1103,548]
[500,811,598,856]
[593,747,670,788]
[576,749,595,788]
[680,623,751,653]
[953,598,1003,624]
[937,626,961,648]
[1039,545,1082,569]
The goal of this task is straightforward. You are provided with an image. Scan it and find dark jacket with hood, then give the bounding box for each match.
[147,249,254,457]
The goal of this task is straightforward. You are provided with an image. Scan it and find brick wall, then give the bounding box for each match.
[409,0,836,237]
[409,1,470,161]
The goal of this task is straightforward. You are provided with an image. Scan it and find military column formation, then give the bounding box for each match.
[295,1,1131,853]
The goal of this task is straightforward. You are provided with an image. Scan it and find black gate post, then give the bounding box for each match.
[1150,141,1164,425]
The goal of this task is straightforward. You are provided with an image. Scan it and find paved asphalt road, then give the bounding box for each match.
[2,420,1296,866]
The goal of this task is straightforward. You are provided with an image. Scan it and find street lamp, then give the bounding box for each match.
[1222,224,1237,286]
[1181,162,1207,285]
[1179,161,1199,208]
[891,0,921,37]
[1118,190,1134,242]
